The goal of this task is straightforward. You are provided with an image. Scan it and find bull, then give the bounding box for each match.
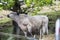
[7,12,48,40]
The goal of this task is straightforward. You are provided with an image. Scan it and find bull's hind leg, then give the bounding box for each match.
[45,22,48,35]
[39,29,42,40]
[45,18,48,35]
[43,22,48,35]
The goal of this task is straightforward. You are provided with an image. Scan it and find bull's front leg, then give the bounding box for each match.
[34,35,36,38]
[39,29,42,40]
[24,31,27,37]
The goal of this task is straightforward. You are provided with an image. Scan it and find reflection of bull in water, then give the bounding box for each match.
[7,12,48,40]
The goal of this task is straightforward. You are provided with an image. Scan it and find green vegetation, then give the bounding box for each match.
[0,0,15,10]
[0,18,11,24]
[23,0,53,15]
[0,0,53,10]
[24,0,52,7]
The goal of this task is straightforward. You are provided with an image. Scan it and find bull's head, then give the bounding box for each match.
[7,12,19,20]
[7,12,33,35]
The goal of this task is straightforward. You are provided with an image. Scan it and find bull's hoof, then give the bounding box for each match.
[44,32,48,35]
[39,39,44,40]
[27,37,38,40]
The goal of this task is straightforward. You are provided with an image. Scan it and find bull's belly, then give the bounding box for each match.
[32,28,40,35]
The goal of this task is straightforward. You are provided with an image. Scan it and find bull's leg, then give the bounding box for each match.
[24,32,27,37]
[34,34,36,38]
[42,26,45,35]
[45,19,48,35]
[44,22,48,35]
[42,28,44,38]
[39,29,42,40]
[12,21,21,40]
[42,22,48,35]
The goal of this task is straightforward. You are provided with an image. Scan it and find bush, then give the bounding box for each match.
[0,4,3,10]
[0,0,15,10]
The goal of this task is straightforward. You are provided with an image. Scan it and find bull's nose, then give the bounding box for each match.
[7,15,10,17]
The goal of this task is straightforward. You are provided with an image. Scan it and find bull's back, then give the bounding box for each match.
[29,16,43,28]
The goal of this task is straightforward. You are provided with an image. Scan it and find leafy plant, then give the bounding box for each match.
[23,0,53,15]
[7,0,15,9]
[0,0,15,10]
[0,3,3,10]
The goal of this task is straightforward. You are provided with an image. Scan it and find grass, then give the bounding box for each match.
[43,34,55,40]
[0,18,11,23]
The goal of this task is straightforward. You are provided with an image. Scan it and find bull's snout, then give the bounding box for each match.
[7,14,10,18]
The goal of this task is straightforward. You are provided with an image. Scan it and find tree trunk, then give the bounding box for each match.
[12,0,27,40]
